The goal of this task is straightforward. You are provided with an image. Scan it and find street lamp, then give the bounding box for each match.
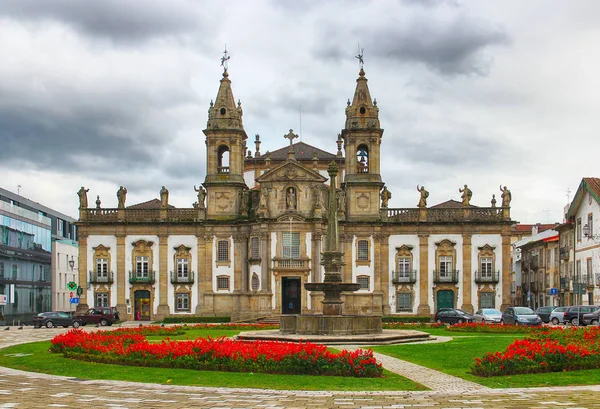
[583,224,600,242]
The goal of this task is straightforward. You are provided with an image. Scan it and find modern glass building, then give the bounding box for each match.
[0,187,77,324]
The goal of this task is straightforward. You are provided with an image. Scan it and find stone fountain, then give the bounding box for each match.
[280,161,381,335]
[238,162,428,343]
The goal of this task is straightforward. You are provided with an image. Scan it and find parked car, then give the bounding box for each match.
[33,311,82,328]
[564,305,600,326]
[535,306,556,323]
[501,307,542,326]
[434,309,474,324]
[582,309,600,326]
[549,306,569,325]
[473,308,502,324]
[75,307,118,326]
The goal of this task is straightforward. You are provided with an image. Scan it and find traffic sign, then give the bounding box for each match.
[70,291,74,298]
[67,282,78,291]
[70,297,79,304]
[0,295,7,306]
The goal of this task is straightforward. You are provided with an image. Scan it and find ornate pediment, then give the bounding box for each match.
[256,160,326,184]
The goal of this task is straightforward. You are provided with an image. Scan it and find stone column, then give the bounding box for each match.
[311,231,322,283]
[375,233,390,315]
[417,234,431,316]
[260,232,270,292]
[461,234,473,313]
[76,233,89,312]
[156,234,170,319]
[340,234,352,282]
[235,234,249,292]
[115,234,127,319]
[501,233,512,310]
[195,232,206,315]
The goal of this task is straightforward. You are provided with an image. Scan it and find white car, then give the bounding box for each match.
[549,306,569,325]
[474,308,503,323]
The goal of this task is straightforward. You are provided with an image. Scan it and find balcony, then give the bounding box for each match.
[129,271,156,285]
[392,270,417,284]
[217,166,230,174]
[433,270,459,284]
[559,247,570,260]
[89,271,114,285]
[170,271,195,285]
[273,258,310,271]
[474,270,500,284]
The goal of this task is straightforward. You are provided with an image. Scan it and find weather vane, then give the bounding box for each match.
[355,43,364,69]
[220,45,230,72]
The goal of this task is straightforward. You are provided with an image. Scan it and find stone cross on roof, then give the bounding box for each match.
[283,129,299,147]
[220,45,230,72]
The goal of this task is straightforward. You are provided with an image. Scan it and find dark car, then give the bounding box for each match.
[33,311,82,328]
[501,307,542,326]
[434,309,474,324]
[535,306,556,323]
[582,309,600,326]
[563,305,600,326]
[76,307,118,326]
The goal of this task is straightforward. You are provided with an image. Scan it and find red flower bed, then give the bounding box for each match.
[50,328,382,377]
[471,326,600,377]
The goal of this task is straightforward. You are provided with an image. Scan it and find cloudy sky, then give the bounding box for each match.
[1,0,599,224]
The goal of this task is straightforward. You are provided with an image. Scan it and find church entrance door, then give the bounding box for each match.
[437,290,454,310]
[134,290,151,321]
[282,277,301,314]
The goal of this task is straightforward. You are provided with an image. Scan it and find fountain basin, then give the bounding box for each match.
[280,314,382,335]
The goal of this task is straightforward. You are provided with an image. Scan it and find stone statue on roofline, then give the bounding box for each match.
[459,184,472,206]
[417,185,429,208]
[380,186,392,208]
[194,185,206,209]
[117,186,127,209]
[77,186,89,209]
[500,185,512,207]
[160,186,169,208]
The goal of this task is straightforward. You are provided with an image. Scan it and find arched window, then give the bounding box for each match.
[356,144,369,173]
[217,145,230,174]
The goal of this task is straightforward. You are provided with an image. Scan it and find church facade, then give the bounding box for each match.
[75,66,514,321]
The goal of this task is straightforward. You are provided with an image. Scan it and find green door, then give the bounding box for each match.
[437,290,454,310]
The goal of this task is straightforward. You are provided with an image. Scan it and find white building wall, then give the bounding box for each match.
[167,235,198,314]
[86,235,117,307]
[575,191,600,304]
[429,234,463,310]
[471,234,503,309]
[126,235,160,313]
[387,234,420,314]
[53,240,79,312]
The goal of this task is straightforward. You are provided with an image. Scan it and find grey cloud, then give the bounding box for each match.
[0,0,208,43]
[313,13,509,76]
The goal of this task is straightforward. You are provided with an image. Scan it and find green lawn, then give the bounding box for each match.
[373,328,600,388]
[0,331,425,391]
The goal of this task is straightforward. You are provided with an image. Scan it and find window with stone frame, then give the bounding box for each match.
[176,293,190,311]
[96,258,108,277]
[394,245,414,281]
[136,256,149,277]
[282,232,300,259]
[479,292,494,309]
[357,239,369,262]
[435,240,456,281]
[477,244,496,279]
[357,275,370,290]
[96,292,109,308]
[132,240,153,278]
[250,236,260,260]
[217,275,230,290]
[217,240,229,262]
[577,217,582,242]
[397,292,412,311]
[177,258,189,278]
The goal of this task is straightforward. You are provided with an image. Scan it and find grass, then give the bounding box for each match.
[0,331,425,392]
[373,328,600,388]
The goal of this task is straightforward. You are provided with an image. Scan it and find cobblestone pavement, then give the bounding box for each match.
[1,327,600,408]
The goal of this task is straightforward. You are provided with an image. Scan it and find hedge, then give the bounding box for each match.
[162,316,230,324]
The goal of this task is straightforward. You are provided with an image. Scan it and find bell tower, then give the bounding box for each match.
[203,50,248,219]
[341,65,384,220]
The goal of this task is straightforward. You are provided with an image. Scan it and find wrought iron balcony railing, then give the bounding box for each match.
[433,270,459,284]
[89,271,114,285]
[392,270,417,284]
[170,271,195,284]
[128,271,155,285]
[473,270,500,284]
